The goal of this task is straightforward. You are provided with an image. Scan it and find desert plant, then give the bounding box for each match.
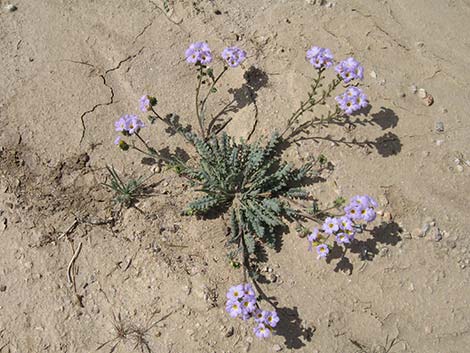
[182,131,313,256]
[109,41,382,339]
[102,165,151,207]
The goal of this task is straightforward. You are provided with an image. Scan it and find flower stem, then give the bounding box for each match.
[195,65,205,139]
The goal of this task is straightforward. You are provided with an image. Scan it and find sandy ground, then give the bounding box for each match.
[1,0,470,352]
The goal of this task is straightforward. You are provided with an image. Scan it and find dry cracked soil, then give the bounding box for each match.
[1,0,470,352]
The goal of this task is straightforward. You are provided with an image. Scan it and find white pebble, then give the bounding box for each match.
[369,71,377,79]
[418,88,427,99]
[4,4,17,12]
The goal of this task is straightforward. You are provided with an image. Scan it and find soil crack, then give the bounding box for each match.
[76,47,145,143]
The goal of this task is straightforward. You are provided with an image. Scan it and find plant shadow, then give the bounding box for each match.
[290,106,402,157]
[327,221,403,274]
[208,66,269,137]
[275,306,315,349]
[251,283,314,349]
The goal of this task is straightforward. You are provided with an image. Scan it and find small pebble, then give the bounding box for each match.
[152,164,161,173]
[4,4,17,12]
[422,94,434,106]
[418,88,427,98]
[383,212,392,222]
[225,326,234,337]
[412,228,423,238]
[436,140,444,146]
[433,228,442,242]
[370,71,377,79]
[435,121,444,133]
[456,165,464,172]
[415,41,425,48]
[273,344,282,352]
[409,85,417,94]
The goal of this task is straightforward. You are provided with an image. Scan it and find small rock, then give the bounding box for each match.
[370,71,377,79]
[415,41,425,48]
[224,326,234,337]
[273,344,282,352]
[383,212,392,222]
[432,228,442,242]
[402,231,412,239]
[408,283,415,292]
[441,107,448,114]
[456,165,464,172]
[422,93,434,106]
[418,88,427,98]
[152,164,161,173]
[411,228,423,238]
[155,331,161,337]
[409,85,418,94]
[436,139,444,146]
[4,4,17,12]
[435,121,444,133]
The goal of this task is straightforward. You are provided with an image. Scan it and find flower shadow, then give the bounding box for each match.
[327,221,403,274]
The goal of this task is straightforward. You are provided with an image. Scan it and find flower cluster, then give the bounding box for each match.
[306,46,334,69]
[335,86,368,115]
[225,283,279,339]
[185,42,213,65]
[139,95,157,113]
[114,114,145,135]
[335,57,364,83]
[221,46,247,67]
[185,42,246,67]
[308,195,378,259]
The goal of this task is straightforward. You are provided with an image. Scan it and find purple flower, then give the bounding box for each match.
[222,47,246,67]
[335,87,368,115]
[339,216,354,231]
[185,42,212,65]
[254,323,271,339]
[127,115,145,134]
[316,244,329,258]
[227,284,244,301]
[254,309,268,323]
[344,203,363,221]
[306,46,334,69]
[322,217,339,234]
[114,116,128,132]
[241,297,256,314]
[335,57,364,82]
[226,300,242,318]
[362,208,377,223]
[351,195,377,209]
[242,283,256,298]
[366,195,378,208]
[140,95,157,112]
[345,228,356,242]
[265,311,280,328]
[114,136,122,145]
[307,228,319,251]
[114,114,145,135]
[335,233,351,244]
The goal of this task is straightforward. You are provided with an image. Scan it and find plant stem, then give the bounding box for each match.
[195,65,205,139]
[281,70,342,138]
